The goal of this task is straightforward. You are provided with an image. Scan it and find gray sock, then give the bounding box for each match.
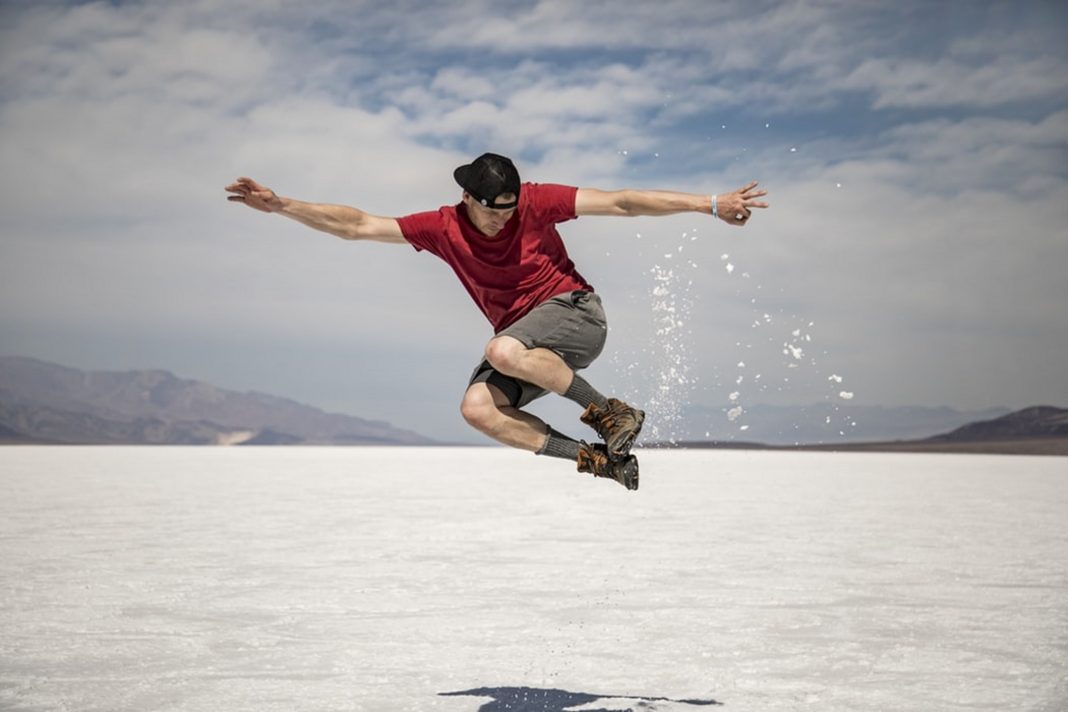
[536,427,582,461]
[563,374,608,410]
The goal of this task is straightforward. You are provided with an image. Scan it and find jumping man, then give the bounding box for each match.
[225,153,768,490]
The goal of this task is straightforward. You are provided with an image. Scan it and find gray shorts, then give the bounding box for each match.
[469,290,608,408]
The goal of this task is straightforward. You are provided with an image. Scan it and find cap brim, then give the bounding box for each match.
[453,164,472,191]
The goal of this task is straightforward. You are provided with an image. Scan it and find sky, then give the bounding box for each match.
[1,0,1066,443]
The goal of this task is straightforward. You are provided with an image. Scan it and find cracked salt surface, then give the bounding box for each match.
[2,447,1066,711]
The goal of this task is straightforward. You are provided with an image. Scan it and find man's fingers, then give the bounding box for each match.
[738,183,768,210]
[238,176,267,191]
[226,177,264,192]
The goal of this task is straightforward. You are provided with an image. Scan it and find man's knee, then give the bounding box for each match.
[484,336,525,374]
[460,385,499,431]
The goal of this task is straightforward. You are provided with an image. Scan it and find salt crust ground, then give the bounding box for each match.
[1,447,1065,711]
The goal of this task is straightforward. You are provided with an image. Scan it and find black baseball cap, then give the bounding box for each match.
[453,152,521,209]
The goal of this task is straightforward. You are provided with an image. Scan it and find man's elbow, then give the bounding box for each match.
[348,214,404,243]
[343,212,374,240]
[614,190,639,216]
[576,188,634,216]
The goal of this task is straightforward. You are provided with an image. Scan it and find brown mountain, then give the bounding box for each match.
[926,406,1068,442]
[0,356,435,446]
[796,405,1068,455]
[663,406,1068,456]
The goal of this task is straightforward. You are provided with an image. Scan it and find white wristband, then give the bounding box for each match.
[711,195,718,219]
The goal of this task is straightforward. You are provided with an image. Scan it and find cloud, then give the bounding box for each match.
[840,56,1068,109]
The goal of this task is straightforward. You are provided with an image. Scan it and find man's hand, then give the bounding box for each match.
[715,181,769,226]
[225,177,284,213]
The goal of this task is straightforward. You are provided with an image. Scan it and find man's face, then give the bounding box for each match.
[462,192,517,237]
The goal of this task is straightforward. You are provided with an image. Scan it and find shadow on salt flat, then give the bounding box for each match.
[439,686,721,711]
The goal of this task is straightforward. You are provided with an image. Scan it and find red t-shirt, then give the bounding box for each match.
[397,182,593,332]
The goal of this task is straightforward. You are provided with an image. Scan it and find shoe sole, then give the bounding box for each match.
[621,458,639,491]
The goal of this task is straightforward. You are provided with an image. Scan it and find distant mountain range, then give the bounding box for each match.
[672,406,1068,456]
[0,356,435,446]
[932,405,1068,442]
[2,356,1065,454]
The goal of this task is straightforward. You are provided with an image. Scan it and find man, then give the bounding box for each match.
[225,153,768,490]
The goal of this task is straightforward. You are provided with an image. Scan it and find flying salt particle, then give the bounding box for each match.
[839,391,855,400]
[792,329,801,337]
[721,253,729,261]
[829,374,843,383]
[790,147,797,152]
[765,122,770,128]
[729,391,740,401]
[737,361,745,368]
[727,406,743,421]
[787,344,804,360]
[725,263,735,274]
[740,425,750,431]
[836,183,842,188]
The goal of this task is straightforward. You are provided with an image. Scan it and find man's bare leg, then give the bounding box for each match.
[483,335,593,398]
[460,382,551,452]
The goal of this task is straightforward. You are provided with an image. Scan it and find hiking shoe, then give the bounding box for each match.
[577,441,639,491]
[580,398,645,461]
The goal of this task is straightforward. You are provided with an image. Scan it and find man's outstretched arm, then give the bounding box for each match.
[224,177,407,244]
[575,181,769,227]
